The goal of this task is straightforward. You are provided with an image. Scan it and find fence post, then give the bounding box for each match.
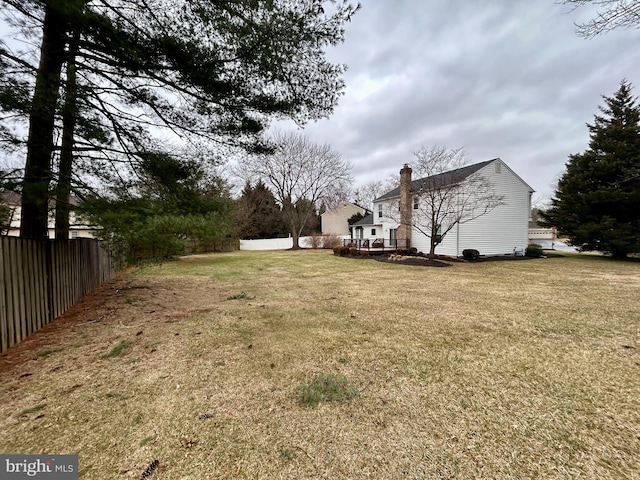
[0,238,7,353]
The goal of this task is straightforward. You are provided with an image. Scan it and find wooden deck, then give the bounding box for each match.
[343,238,410,253]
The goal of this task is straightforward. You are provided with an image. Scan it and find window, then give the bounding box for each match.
[495,162,501,174]
[390,228,397,240]
[371,228,376,236]
[378,204,382,218]
[355,227,363,239]
[413,197,419,210]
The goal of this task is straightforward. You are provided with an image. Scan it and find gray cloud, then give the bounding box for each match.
[279,0,640,202]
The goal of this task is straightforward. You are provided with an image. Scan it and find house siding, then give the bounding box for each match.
[373,159,533,256]
[352,224,382,241]
[376,198,401,242]
[321,203,366,236]
[456,160,531,256]
[2,196,98,239]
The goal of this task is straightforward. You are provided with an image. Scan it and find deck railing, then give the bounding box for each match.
[343,238,410,252]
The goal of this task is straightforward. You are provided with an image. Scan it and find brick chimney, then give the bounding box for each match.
[397,164,412,248]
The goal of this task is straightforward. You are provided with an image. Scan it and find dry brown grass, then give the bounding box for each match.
[1,250,639,479]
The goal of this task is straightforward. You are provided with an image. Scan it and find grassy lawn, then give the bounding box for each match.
[1,250,639,479]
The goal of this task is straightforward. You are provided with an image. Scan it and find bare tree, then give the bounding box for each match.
[237,131,352,249]
[388,146,504,261]
[353,176,397,211]
[561,0,640,37]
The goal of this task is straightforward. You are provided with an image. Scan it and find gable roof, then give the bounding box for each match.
[1,192,83,208]
[320,201,369,217]
[351,213,375,226]
[375,159,496,202]
[0,191,21,204]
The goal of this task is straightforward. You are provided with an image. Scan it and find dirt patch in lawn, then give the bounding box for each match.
[0,274,128,375]
[0,269,228,376]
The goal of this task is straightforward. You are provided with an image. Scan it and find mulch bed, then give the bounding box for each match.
[340,251,566,268]
[374,255,452,267]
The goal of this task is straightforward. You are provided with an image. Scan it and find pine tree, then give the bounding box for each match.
[0,0,360,238]
[542,80,640,258]
[235,180,285,239]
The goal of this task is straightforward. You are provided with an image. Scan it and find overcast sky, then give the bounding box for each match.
[2,2,638,204]
[275,0,640,204]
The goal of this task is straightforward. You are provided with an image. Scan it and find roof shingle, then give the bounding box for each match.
[375,159,496,202]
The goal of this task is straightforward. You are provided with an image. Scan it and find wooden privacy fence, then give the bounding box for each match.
[0,237,118,354]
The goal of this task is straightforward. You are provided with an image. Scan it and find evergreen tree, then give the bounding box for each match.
[78,152,236,261]
[0,0,360,238]
[235,180,285,239]
[348,212,365,225]
[542,81,640,258]
[296,198,321,236]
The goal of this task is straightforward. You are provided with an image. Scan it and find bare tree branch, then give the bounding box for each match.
[561,0,640,38]
[383,146,504,260]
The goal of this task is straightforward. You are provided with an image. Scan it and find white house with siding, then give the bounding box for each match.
[350,213,382,242]
[371,158,534,257]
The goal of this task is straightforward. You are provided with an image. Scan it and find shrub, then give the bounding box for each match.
[310,232,343,249]
[525,246,543,258]
[360,250,370,258]
[334,246,350,256]
[296,373,358,408]
[349,247,358,256]
[397,248,408,255]
[408,247,418,255]
[528,243,542,249]
[321,233,343,249]
[308,232,322,249]
[462,249,480,260]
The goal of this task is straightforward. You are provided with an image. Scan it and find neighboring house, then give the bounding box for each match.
[0,192,98,239]
[320,202,368,236]
[371,158,534,257]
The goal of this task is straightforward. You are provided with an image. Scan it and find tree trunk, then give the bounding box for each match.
[55,28,80,240]
[291,227,301,249]
[428,240,437,262]
[20,4,69,238]
[282,198,302,250]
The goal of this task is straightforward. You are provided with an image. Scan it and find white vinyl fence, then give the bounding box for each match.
[240,236,309,250]
[239,235,350,251]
